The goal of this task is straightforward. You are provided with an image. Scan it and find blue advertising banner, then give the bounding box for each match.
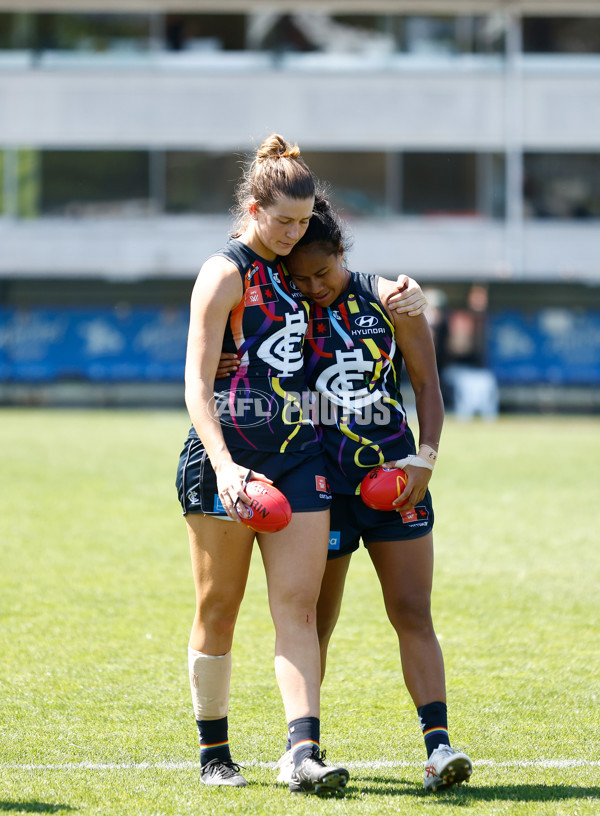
[0,307,189,382]
[488,310,600,385]
[5,305,597,386]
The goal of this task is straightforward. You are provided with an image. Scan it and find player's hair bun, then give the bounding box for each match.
[231,133,314,234]
[313,194,331,214]
[257,133,302,162]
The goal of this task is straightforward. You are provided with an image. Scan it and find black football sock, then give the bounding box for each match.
[196,716,231,767]
[288,716,320,768]
[417,701,450,758]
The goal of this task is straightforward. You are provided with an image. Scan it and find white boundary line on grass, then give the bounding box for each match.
[3,759,599,771]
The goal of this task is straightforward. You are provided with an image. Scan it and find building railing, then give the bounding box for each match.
[2,48,600,73]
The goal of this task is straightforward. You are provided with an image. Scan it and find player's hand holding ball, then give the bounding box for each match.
[216,464,272,522]
[388,462,431,510]
[360,465,409,512]
[360,456,433,512]
[237,481,292,533]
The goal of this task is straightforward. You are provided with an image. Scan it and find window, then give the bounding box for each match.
[404,16,459,55]
[18,149,40,218]
[402,153,478,215]
[472,14,506,54]
[401,152,505,218]
[327,15,399,54]
[480,153,506,219]
[165,152,240,214]
[0,11,508,58]
[40,151,152,217]
[523,17,600,54]
[164,14,246,52]
[247,13,318,53]
[524,153,600,219]
[403,14,504,55]
[34,13,151,53]
[0,13,34,49]
[302,152,387,217]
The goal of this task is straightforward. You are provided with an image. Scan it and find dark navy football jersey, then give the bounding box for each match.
[191,239,320,454]
[302,271,416,493]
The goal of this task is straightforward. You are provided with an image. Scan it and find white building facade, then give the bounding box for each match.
[0,0,599,406]
[1,0,600,282]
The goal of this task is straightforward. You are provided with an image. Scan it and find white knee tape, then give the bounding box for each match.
[188,647,231,720]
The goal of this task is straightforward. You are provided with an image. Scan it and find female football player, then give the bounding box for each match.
[176,135,349,795]
[280,196,473,792]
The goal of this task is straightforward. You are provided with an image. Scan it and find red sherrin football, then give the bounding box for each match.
[239,481,292,533]
[360,465,408,511]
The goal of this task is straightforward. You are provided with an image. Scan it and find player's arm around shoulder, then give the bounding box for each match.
[384,273,428,316]
[377,276,444,508]
[376,276,438,393]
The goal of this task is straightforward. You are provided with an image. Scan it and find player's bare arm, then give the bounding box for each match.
[185,257,268,518]
[378,276,444,510]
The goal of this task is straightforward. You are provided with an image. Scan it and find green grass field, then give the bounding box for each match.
[0,409,599,816]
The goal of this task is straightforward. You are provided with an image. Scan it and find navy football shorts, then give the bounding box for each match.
[327,489,434,560]
[176,436,332,517]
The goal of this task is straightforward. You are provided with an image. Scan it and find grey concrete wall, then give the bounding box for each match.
[1,216,598,282]
[2,59,599,150]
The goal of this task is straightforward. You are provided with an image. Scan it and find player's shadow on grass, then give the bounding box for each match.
[0,804,76,813]
[346,776,600,802]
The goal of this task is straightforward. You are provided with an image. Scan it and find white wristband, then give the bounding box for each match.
[393,454,434,472]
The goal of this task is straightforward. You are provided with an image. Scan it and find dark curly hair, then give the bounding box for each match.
[292,194,352,258]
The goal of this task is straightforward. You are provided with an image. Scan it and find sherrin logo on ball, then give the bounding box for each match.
[239,481,292,533]
[360,465,408,512]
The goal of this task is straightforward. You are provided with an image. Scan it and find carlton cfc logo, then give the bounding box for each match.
[355,315,378,328]
[315,348,381,410]
[257,312,307,377]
